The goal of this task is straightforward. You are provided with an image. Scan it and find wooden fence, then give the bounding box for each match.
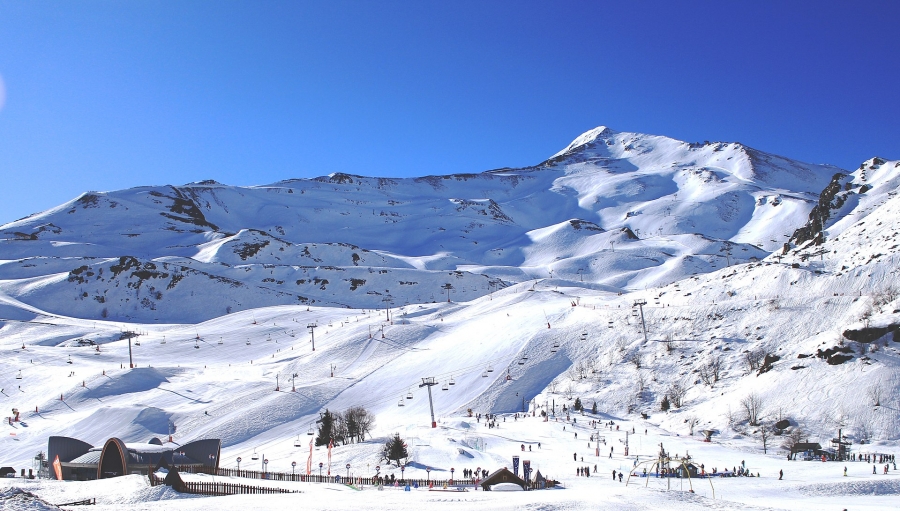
[149,473,298,496]
[173,464,480,489]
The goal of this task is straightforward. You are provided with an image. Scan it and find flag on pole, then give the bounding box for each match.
[327,439,333,475]
[306,437,313,475]
[53,455,62,481]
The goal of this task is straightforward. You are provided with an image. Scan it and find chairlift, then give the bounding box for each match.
[161,336,166,345]
[246,339,251,345]
[517,359,524,365]
[442,382,449,391]
[307,425,314,436]
[134,339,140,346]
[16,370,23,379]
[481,371,488,378]
[505,370,511,381]
[398,398,405,407]
[406,391,413,400]
[294,435,303,448]
[251,449,259,461]
[448,377,455,386]
[487,365,494,373]
[67,355,73,364]
[580,332,587,341]
[218,337,223,345]
[194,339,200,349]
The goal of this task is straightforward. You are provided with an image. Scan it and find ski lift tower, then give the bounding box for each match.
[419,377,438,428]
[633,299,648,343]
[307,323,317,351]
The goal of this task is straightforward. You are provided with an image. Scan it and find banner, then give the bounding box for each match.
[327,439,333,476]
[53,455,62,481]
[306,437,313,475]
[512,456,520,477]
[523,460,531,484]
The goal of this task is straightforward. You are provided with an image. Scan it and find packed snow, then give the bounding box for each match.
[1,128,899,509]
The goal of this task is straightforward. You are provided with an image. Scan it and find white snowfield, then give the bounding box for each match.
[0,127,899,510]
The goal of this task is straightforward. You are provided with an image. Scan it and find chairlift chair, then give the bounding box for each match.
[251,450,259,461]
[448,377,455,386]
[218,337,223,345]
[398,398,405,407]
[517,359,524,365]
[246,339,251,345]
[67,355,73,364]
[487,365,494,372]
[16,370,22,379]
[307,425,314,436]
[194,339,200,349]
[294,435,303,447]
[134,339,140,346]
[406,391,413,400]
[442,382,449,391]
[481,371,488,378]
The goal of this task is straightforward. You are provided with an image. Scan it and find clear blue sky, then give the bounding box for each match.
[1,1,898,224]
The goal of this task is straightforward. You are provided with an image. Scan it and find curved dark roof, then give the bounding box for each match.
[48,436,93,464]
[98,438,129,479]
[179,438,221,470]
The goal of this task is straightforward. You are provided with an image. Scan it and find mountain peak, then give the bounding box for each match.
[549,125,616,159]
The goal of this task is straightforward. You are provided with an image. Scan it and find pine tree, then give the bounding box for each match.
[315,409,335,446]
[660,395,670,412]
[381,433,409,465]
[591,401,598,414]
[573,397,583,411]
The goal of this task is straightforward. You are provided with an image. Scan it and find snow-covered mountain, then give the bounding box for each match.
[2,128,899,506]
[0,126,843,322]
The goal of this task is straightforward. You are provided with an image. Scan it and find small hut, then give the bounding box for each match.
[532,469,547,489]
[480,467,527,491]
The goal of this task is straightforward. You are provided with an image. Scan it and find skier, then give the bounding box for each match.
[612,470,616,480]
[843,466,847,476]
[573,452,577,461]
[779,469,783,480]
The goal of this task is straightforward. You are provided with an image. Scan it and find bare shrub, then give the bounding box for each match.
[699,355,723,387]
[686,415,699,435]
[667,381,688,408]
[741,393,765,426]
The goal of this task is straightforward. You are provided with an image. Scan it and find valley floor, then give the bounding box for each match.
[3,411,898,510]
